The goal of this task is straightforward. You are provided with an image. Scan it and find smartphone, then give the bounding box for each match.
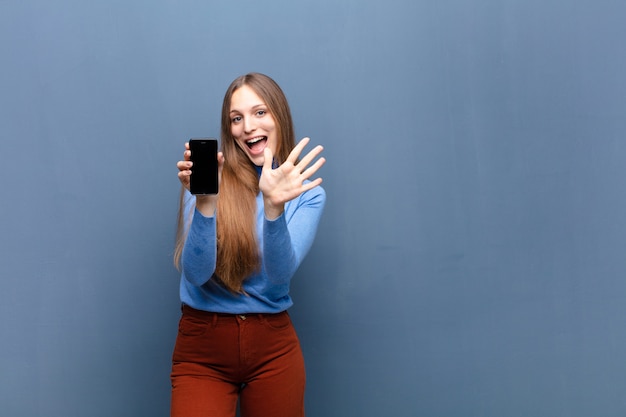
[189,138,218,195]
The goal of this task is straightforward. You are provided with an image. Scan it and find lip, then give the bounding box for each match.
[245,135,266,145]
[244,135,268,156]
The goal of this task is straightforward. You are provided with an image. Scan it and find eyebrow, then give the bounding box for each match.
[229,104,266,114]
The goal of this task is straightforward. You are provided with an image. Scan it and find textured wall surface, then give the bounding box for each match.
[1,1,626,416]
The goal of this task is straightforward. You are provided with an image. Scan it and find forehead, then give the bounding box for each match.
[230,85,265,111]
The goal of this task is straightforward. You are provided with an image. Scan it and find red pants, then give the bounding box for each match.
[170,304,306,417]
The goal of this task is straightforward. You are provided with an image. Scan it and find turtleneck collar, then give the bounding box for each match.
[254,159,278,177]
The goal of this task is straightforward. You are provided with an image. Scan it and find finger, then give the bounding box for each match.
[301,156,326,180]
[177,160,193,171]
[287,137,311,164]
[300,177,323,193]
[263,147,274,171]
[216,152,225,171]
[217,152,225,185]
[177,170,191,188]
[178,170,191,179]
[296,145,324,172]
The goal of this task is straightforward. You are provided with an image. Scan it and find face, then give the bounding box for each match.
[229,85,277,167]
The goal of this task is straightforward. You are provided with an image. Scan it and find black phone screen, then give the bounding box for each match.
[189,138,218,195]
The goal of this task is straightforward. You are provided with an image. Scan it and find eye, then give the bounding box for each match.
[232,115,242,123]
[256,109,267,117]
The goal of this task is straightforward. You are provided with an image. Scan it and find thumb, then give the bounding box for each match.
[263,147,273,172]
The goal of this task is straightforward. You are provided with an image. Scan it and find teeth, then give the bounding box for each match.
[247,136,265,145]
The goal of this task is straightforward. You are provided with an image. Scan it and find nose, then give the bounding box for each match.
[243,116,256,133]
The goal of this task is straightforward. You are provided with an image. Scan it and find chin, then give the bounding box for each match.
[249,156,265,167]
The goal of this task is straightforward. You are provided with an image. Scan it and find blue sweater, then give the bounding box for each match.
[179,185,326,314]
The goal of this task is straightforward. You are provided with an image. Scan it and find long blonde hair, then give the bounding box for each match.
[174,73,296,292]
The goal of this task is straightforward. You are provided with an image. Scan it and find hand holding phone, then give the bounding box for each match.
[189,138,219,195]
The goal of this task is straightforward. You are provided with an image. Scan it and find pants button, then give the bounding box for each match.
[239,315,246,320]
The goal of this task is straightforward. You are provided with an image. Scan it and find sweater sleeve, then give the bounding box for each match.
[181,207,217,286]
[262,186,326,284]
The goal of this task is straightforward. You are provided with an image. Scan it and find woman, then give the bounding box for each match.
[171,73,326,417]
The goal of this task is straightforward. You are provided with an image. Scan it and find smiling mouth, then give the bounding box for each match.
[246,136,267,149]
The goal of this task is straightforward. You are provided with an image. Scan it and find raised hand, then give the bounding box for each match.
[260,137,326,219]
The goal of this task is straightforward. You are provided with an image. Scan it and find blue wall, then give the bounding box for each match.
[2,1,626,416]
